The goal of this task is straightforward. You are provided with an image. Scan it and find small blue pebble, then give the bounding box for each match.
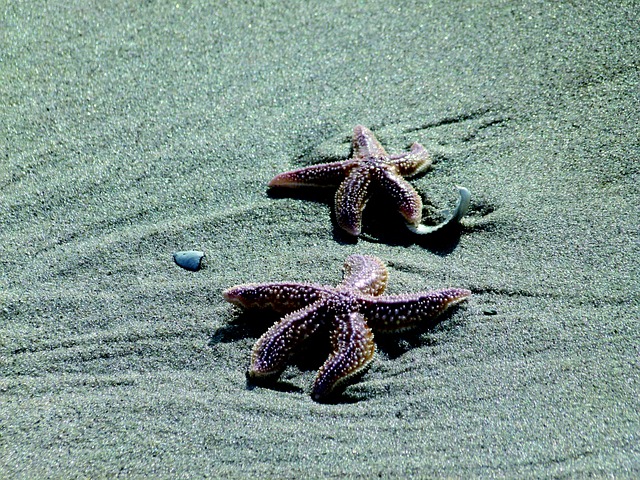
[173,251,205,271]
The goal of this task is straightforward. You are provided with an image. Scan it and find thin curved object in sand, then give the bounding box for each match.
[407,186,471,235]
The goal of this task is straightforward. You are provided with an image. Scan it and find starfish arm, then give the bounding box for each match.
[359,288,471,332]
[223,282,324,314]
[268,160,356,188]
[334,169,372,236]
[377,169,424,228]
[311,312,375,401]
[249,301,328,379]
[352,125,387,158]
[339,254,389,296]
[389,142,433,177]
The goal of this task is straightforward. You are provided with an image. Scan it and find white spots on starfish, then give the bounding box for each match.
[269,125,434,236]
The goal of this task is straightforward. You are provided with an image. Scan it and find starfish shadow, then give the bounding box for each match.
[211,312,366,401]
[208,309,281,346]
[311,383,371,405]
[296,305,466,404]
[347,195,465,254]
[266,186,362,247]
[266,123,494,250]
[266,166,473,253]
[213,301,467,403]
[373,304,465,360]
[267,185,334,205]
[245,375,305,395]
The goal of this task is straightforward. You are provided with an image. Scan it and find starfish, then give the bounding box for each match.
[269,125,470,236]
[223,254,471,401]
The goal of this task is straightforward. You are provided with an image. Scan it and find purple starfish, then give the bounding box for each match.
[223,254,471,401]
[269,125,434,236]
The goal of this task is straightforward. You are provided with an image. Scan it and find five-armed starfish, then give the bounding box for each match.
[269,125,468,236]
[223,254,471,401]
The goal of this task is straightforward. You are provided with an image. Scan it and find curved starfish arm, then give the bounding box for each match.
[359,288,471,332]
[352,125,387,158]
[223,282,324,314]
[268,160,357,188]
[334,169,373,236]
[377,169,424,228]
[339,254,389,296]
[311,312,375,401]
[249,301,327,379]
[389,142,433,177]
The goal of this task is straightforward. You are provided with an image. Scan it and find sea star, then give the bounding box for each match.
[269,125,470,236]
[223,254,471,401]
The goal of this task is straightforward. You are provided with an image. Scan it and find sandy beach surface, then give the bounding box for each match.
[2,1,639,477]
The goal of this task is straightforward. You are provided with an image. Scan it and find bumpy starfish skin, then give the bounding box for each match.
[268,125,433,236]
[223,254,471,401]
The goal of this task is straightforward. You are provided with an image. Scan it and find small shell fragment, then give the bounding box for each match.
[408,185,471,235]
[173,251,205,271]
